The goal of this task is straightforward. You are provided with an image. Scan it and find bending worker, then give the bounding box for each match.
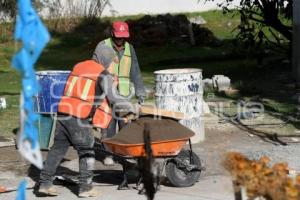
[38,46,134,198]
[92,21,146,165]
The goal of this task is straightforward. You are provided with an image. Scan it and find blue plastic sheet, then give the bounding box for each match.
[12,0,51,198]
[16,180,27,200]
[12,0,50,169]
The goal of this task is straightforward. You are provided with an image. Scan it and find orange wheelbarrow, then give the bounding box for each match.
[101,132,203,189]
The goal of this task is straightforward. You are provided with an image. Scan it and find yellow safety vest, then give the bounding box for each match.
[104,38,132,96]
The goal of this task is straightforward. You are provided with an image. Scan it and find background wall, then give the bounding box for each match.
[56,0,241,17]
[104,0,240,16]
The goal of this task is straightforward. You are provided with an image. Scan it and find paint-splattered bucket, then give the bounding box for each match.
[155,68,204,143]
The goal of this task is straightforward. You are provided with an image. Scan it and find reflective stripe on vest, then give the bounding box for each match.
[104,38,132,96]
[58,60,112,128]
[65,76,78,97]
[64,75,94,101]
[81,79,93,100]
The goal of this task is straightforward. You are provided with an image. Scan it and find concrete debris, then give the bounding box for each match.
[212,75,221,88]
[203,78,213,89]
[189,16,207,25]
[212,75,231,92]
[126,14,217,46]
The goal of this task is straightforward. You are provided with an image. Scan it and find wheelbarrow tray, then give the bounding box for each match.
[102,117,195,157]
[102,137,190,157]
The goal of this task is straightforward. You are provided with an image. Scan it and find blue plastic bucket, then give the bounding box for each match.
[35,113,55,149]
[35,71,70,113]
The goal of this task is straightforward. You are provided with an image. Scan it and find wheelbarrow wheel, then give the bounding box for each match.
[165,150,201,187]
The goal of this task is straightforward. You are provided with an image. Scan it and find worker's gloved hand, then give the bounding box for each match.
[123,113,138,123]
[128,113,138,120]
[138,96,145,105]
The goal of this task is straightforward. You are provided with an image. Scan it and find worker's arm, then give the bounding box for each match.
[129,45,146,102]
[99,70,136,114]
[92,41,106,64]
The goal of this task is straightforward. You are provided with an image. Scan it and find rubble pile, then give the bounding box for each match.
[126,14,217,46]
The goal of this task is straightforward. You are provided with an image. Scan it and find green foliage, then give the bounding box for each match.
[236,0,292,48]
[201,0,292,56]
[185,10,241,39]
[0,22,13,43]
[0,41,21,136]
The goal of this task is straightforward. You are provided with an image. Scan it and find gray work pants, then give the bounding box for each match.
[39,115,95,193]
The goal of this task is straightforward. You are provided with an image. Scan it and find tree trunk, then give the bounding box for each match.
[293,0,300,87]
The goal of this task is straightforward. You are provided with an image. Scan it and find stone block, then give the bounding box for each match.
[212,75,231,91]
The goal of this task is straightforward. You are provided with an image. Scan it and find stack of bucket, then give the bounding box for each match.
[154,68,204,143]
[34,71,70,149]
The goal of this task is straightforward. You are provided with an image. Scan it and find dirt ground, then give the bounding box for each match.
[1,112,300,188]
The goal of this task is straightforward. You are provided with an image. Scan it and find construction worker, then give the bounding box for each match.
[38,46,135,198]
[92,21,146,165]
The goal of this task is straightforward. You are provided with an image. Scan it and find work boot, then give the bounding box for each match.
[103,156,114,166]
[38,185,59,196]
[78,187,101,198]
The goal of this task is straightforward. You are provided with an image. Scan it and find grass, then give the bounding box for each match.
[0,10,298,138]
[185,10,241,39]
[0,95,19,136]
[0,41,21,137]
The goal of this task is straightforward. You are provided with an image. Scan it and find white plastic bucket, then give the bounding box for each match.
[155,68,204,143]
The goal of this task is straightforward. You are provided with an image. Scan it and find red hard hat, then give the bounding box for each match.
[112,21,130,38]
